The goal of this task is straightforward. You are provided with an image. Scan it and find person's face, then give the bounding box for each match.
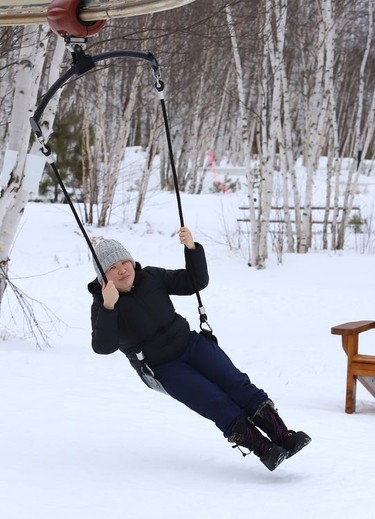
[105,260,135,292]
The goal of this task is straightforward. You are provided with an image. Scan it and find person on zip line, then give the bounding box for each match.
[87,226,311,471]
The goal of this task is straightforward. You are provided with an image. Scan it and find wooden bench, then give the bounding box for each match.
[331,321,375,413]
[238,206,361,226]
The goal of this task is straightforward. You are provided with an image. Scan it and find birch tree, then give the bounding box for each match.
[256,0,288,267]
[336,0,374,249]
[134,102,162,223]
[322,0,341,251]
[186,50,212,194]
[0,25,51,305]
[278,39,300,253]
[0,28,23,158]
[225,3,258,266]
[97,62,144,226]
[299,6,329,252]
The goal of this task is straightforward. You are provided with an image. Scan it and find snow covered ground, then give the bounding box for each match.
[1,155,375,519]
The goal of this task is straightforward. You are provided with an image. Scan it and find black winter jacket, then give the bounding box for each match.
[87,243,209,369]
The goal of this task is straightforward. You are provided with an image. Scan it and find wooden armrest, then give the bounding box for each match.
[352,354,375,364]
[331,320,375,413]
[331,321,375,336]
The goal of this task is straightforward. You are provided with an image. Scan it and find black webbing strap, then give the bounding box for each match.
[40,152,108,284]
[154,79,213,334]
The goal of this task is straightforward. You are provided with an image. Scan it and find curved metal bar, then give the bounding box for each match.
[93,50,158,70]
[31,67,77,132]
[30,46,159,129]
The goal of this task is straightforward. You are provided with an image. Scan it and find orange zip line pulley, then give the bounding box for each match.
[47,0,106,38]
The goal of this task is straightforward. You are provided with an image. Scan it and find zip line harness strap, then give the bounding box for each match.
[154,79,213,337]
[30,43,214,392]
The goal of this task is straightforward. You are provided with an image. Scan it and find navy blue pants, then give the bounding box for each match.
[152,331,268,437]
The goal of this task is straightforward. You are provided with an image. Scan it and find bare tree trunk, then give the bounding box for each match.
[30,36,66,153]
[320,0,340,250]
[0,28,23,164]
[187,50,212,194]
[82,91,95,224]
[210,64,232,158]
[300,7,329,253]
[98,64,143,226]
[0,25,50,306]
[337,0,374,249]
[279,44,300,252]
[225,4,258,266]
[134,105,161,223]
[256,0,287,267]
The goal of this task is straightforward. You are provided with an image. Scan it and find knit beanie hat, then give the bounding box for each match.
[93,239,135,283]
